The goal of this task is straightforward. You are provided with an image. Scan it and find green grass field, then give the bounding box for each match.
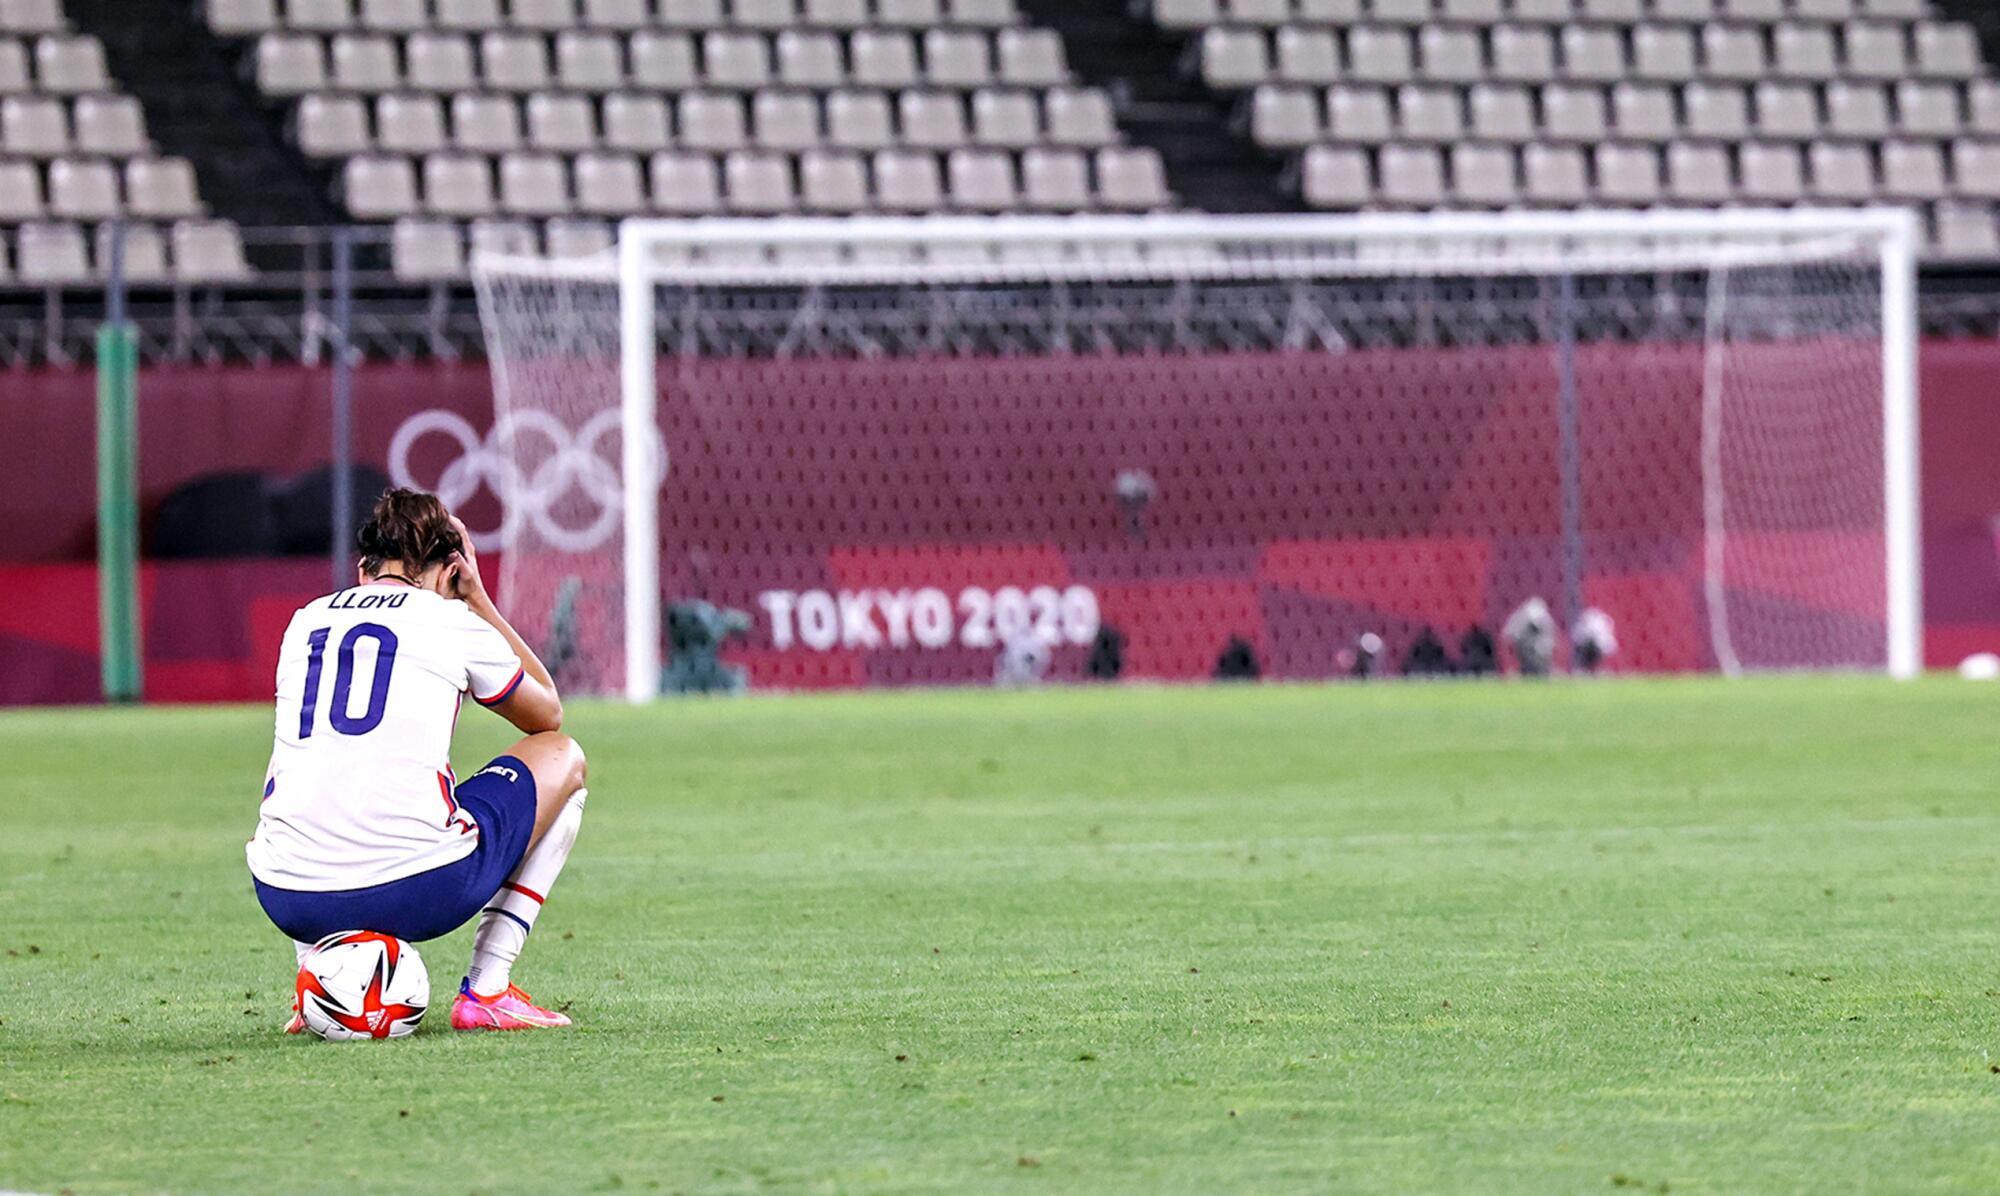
[5,677,2000,1193]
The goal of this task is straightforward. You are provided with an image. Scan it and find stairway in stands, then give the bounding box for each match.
[63,0,337,228]
[1016,0,1296,214]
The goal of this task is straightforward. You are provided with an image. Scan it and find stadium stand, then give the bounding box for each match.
[201,0,1173,277]
[1153,0,2000,257]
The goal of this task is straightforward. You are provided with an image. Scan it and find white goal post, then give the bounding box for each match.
[473,208,1921,701]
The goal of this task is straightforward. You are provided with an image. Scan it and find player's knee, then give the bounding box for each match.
[567,737,588,791]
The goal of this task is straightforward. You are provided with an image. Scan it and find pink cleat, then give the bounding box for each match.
[449,978,572,1031]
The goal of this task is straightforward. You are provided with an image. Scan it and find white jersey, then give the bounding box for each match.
[246,582,524,891]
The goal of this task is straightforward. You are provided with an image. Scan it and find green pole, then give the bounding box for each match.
[96,321,140,702]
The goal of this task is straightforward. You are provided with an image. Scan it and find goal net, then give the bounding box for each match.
[472,211,1919,701]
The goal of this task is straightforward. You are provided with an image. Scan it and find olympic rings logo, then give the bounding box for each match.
[386,409,666,554]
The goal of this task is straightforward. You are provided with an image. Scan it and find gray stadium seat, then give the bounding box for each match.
[210,0,280,36]
[1701,26,1766,81]
[827,89,894,148]
[405,33,476,92]
[1737,142,1805,202]
[49,157,119,219]
[1915,24,1979,79]
[1418,26,1483,84]
[582,0,651,28]
[1294,0,1360,18]
[1273,27,1338,86]
[16,219,86,283]
[1469,84,1533,142]
[1860,0,1924,15]
[1970,80,2000,137]
[1450,143,1517,206]
[1299,144,1370,208]
[1226,0,1289,24]
[377,94,447,154]
[924,29,993,88]
[1523,142,1588,205]
[331,34,401,91]
[753,91,820,150]
[1371,0,1430,22]
[1685,83,1749,140]
[1346,28,1414,85]
[1594,143,1661,204]
[1666,141,1733,203]
[0,155,41,218]
[544,217,614,257]
[1379,144,1444,206]
[676,90,747,150]
[702,31,771,90]
[288,0,355,32]
[172,219,252,282]
[0,38,29,92]
[498,151,571,215]
[1951,139,2000,199]
[649,150,722,211]
[557,32,625,90]
[776,30,843,87]
[899,91,967,148]
[75,94,147,156]
[1807,141,1875,200]
[1,94,64,155]
[1880,140,1944,199]
[876,0,943,27]
[971,88,1039,148]
[1563,27,1627,83]
[1439,0,1504,21]
[946,0,1015,24]
[799,148,867,211]
[1490,26,1555,82]
[997,28,1065,86]
[1754,82,1821,138]
[1153,0,1219,25]
[631,32,698,89]
[343,153,418,216]
[731,0,797,30]
[1095,145,1168,209]
[449,93,519,152]
[1611,82,1676,140]
[482,32,552,92]
[852,31,919,88]
[801,0,867,27]
[872,148,942,210]
[573,150,647,212]
[1397,85,1463,142]
[1933,202,2000,258]
[527,92,598,151]
[435,0,502,28]
[1842,22,1908,81]
[1249,86,1319,148]
[256,34,328,95]
[657,0,725,26]
[470,219,540,258]
[97,221,168,284]
[1631,26,1693,81]
[509,0,578,28]
[1542,84,1606,142]
[1021,145,1089,209]
[1199,28,1268,90]
[947,146,1016,210]
[1789,0,1850,17]
[603,93,672,151]
[359,0,427,31]
[391,217,467,281]
[1578,0,1640,17]
[1826,81,1891,138]
[1773,25,1838,78]
[422,152,496,216]
[296,93,369,156]
[1722,0,1784,17]
[1326,84,1393,141]
[1895,81,1961,138]
[126,157,202,219]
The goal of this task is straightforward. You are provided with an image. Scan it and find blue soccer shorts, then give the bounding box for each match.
[254,755,540,944]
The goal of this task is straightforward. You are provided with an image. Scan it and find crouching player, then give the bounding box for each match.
[247,489,588,1032]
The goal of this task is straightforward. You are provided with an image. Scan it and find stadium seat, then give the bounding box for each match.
[753,91,821,151]
[1738,142,1805,201]
[1895,81,1961,138]
[1450,143,1517,206]
[171,219,253,282]
[1198,28,1267,90]
[827,89,894,148]
[631,32,699,89]
[343,153,419,216]
[1610,83,1676,141]
[1701,26,1766,81]
[211,0,281,37]
[482,32,553,92]
[648,150,722,212]
[544,217,613,257]
[573,150,645,213]
[1753,82,1821,138]
[289,0,355,33]
[1666,141,1733,203]
[1580,0,1641,17]
[1563,27,1627,83]
[528,92,598,152]
[511,0,581,31]
[1914,23,1979,79]
[732,0,799,29]
[556,32,625,91]
[1372,0,1429,22]
[801,0,868,28]
[1490,26,1555,83]
[603,92,672,150]
[1843,23,1909,81]
[703,31,773,90]
[1327,85,1393,141]
[359,0,428,31]
[946,0,1016,24]
[877,0,943,28]
[379,94,448,154]
[1523,142,1588,205]
[1397,85,1463,143]
[947,147,1015,210]
[1542,85,1607,142]
[331,34,401,91]
[1379,144,1444,206]
[1153,0,1219,25]
[899,90,967,148]
[582,0,651,29]
[49,157,120,219]
[1,94,65,155]
[499,151,572,215]
[658,0,725,27]
[1095,145,1168,209]
[256,34,329,95]
[971,89,1039,148]
[1773,25,1838,78]
[16,218,86,282]
[1808,141,1876,200]
[73,95,146,157]
[96,221,168,284]
[1273,28,1338,86]
[1933,201,2000,257]
[1021,145,1089,209]
[872,148,942,210]
[0,155,43,219]
[469,217,539,257]
[1685,83,1750,140]
[422,152,497,216]
[435,0,502,29]
[1418,27,1483,84]
[0,39,29,92]
[126,157,202,219]
[1250,86,1319,148]
[924,30,993,88]
[1295,0,1360,19]
[1346,29,1414,86]
[1469,84,1534,142]
[1594,143,1662,204]
[1632,26,1694,80]
[678,91,748,150]
[1951,140,2000,199]
[1880,139,1946,199]
[1970,81,2000,136]
[852,31,920,88]
[1439,0,1505,18]
[1225,0,1288,26]
[405,33,476,92]
[1826,81,1891,138]
[391,217,467,280]
[799,148,868,210]
[772,30,840,88]
[997,29,1065,86]
[1299,144,1369,208]
[297,93,370,156]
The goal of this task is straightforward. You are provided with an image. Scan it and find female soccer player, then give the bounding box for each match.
[247,489,589,1032]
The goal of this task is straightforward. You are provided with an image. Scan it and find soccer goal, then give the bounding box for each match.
[471,209,1920,702]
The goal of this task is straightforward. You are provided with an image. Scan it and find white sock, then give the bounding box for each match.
[467,787,586,997]
[293,939,316,967]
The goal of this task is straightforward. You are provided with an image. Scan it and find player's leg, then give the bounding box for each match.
[456,732,589,1029]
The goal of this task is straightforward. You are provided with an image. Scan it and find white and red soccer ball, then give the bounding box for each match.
[296,931,428,1041]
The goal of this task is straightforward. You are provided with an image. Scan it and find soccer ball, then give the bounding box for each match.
[296,930,429,1041]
